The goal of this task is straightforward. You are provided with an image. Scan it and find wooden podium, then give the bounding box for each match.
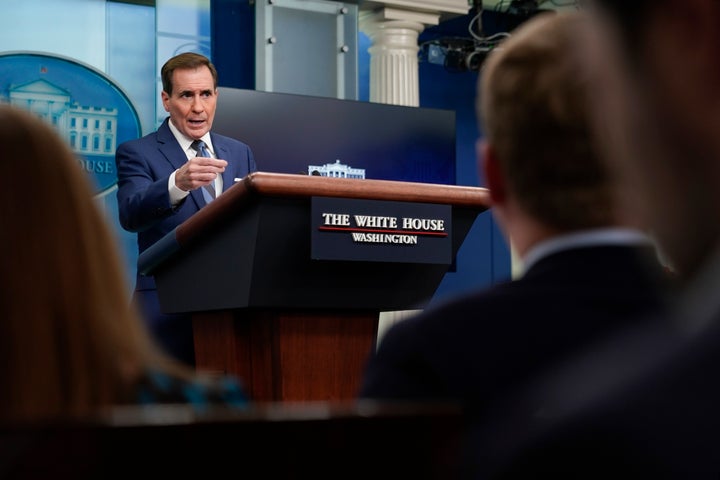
[139,172,490,401]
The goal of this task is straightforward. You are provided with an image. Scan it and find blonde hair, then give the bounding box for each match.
[0,104,184,421]
[478,11,615,231]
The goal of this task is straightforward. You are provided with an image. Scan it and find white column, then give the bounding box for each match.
[360,8,439,107]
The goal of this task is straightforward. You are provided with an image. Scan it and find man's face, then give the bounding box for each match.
[161,65,217,140]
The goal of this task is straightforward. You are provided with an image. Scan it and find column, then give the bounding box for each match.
[359,0,469,106]
[360,9,438,107]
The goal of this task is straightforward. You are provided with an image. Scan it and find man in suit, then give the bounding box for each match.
[475,0,720,476]
[357,12,669,473]
[116,52,257,365]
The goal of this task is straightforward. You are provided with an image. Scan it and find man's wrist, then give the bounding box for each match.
[168,170,189,205]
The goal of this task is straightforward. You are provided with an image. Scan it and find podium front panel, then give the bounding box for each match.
[154,196,479,314]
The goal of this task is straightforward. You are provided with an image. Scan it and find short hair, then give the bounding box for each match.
[478,11,615,231]
[161,52,218,95]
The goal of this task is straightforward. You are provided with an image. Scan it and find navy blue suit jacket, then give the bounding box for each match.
[358,244,669,476]
[359,245,668,408]
[115,118,256,364]
[116,118,257,291]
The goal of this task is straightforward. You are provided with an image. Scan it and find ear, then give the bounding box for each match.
[161,90,170,113]
[478,139,506,205]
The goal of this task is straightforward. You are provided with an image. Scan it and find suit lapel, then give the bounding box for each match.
[211,134,234,195]
[157,120,188,171]
[157,118,205,209]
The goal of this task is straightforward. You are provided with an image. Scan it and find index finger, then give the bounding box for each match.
[193,157,227,168]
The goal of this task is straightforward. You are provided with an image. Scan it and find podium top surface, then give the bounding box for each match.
[235,171,490,205]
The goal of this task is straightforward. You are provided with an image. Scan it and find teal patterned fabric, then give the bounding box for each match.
[136,369,249,413]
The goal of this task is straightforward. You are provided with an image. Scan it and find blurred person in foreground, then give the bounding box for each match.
[115,52,257,366]
[0,104,247,423]
[476,0,720,476]
[358,12,670,469]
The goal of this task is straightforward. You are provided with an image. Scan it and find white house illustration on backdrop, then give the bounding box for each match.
[7,79,118,157]
[308,159,365,179]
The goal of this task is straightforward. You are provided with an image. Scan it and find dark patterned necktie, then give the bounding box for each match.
[191,139,216,202]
